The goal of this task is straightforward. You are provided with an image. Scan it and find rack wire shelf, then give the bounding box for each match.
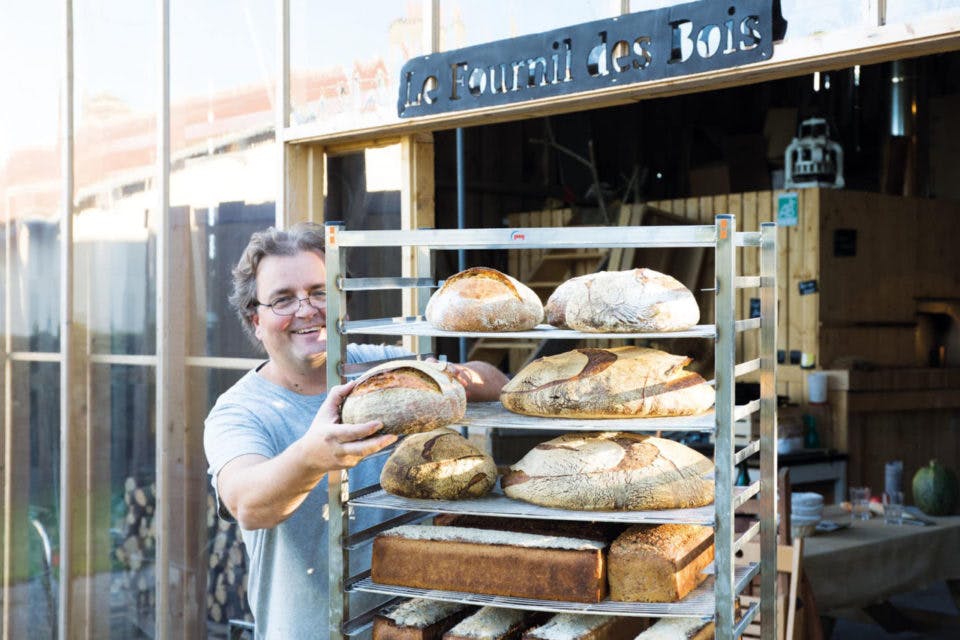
[349,563,759,619]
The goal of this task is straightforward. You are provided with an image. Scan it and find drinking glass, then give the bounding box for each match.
[850,486,871,520]
[883,491,904,525]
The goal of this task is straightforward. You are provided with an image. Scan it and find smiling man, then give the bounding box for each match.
[203,222,506,639]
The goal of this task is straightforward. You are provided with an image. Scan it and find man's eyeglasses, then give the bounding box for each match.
[256,291,327,316]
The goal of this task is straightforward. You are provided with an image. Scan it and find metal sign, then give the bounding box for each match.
[398,0,776,118]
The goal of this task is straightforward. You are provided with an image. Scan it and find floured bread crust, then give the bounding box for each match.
[545,268,699,333]
[373,597,472,640]
[342,360,466,435]
[426,267,544,332]
[380,428,497,499]
[444,607,529,640]
[634,616,714,639]
[500,346,714,418]
[372,525,608,603]
[522,614,648,640]
[501,432,714,511]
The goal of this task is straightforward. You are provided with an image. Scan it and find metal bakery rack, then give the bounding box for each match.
[324,216,778,640]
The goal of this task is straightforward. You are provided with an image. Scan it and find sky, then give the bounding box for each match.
[3,0,956,166]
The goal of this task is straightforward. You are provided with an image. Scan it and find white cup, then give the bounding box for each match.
[808,372,829,404]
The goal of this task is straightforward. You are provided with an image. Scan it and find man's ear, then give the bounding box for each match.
[251,312,263,340]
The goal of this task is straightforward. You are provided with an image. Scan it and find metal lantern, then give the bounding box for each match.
[784,117,845,189]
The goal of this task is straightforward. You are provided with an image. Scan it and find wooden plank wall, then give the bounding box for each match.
[499,189,960,401]
[503,193,804,389]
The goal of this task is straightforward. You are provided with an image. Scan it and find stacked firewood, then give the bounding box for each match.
[112,477,157,618]
[112,477,253,625]
[206,492,253,625]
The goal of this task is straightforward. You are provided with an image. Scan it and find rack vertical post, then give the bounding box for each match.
[326,222,349,640]
[714,214,737,638]
[759,222,779,640]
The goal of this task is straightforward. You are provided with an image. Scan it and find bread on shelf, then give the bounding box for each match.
[431,514,624,545]
[545,268,699,332]
[425,267,544,332]
[443,606,547,640]
[371,525,607,603]
[607,524,714,603]
[633,616,714,639]
[500,346,714,418]
[521,613,648,640]
[501,432,714,511]
[373,597,473,640]
[381,428,497,499]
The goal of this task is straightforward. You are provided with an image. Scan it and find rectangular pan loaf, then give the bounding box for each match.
[372,525,607,603]
[607,524,714,602]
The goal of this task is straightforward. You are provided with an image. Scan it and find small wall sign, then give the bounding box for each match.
[776,192,799,227]
[398,0,775,118]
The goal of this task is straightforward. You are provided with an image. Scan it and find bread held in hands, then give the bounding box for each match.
[341,360,465,435]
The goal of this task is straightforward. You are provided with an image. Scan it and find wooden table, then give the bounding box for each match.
[803,506,960,631]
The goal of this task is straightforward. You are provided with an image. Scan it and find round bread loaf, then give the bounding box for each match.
[380,428,497,499]
[545,268,700,332]
[501,432,715,510]
[341,360,465,435]
[500,346,715,418]
[425,267,544,331]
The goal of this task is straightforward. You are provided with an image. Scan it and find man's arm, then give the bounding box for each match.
[445,360,509,402]
[216,381,397,530]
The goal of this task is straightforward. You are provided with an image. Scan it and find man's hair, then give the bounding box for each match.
[229,222,326,347]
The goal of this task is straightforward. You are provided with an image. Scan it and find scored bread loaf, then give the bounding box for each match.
[425,267,544,332]
[341,360,466,435]
[371,525,607,603]
[634,617,714,640]
[380,428,497,500]
[373,598,473,640]
[521,614,648,640]
[607,524,714,602]
[501,432,714,511]
[499,346,714,418]
[545,268,699,332]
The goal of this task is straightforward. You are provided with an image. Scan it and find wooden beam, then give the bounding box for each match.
[284,144,325,226]
[400,133,435,354]
[283,11,960,146]
[156,0,206,635]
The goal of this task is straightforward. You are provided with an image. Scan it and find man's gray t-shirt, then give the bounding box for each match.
[204,343,408,639]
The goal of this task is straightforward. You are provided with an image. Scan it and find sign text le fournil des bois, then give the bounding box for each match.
[398,0,776,118]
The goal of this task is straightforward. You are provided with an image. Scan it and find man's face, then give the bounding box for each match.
[251,250,328,372]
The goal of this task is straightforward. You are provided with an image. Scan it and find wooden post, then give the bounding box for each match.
[400,133,435,355]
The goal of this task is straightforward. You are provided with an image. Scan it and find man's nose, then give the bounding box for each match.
[295,300,320,317]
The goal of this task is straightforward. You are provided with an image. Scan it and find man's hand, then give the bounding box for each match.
[425,358,508,402]
[216,380,397,531]
[300,380,398,471]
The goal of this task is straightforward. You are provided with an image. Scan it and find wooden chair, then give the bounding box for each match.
[735,467,824,640]
[738,537,804,640]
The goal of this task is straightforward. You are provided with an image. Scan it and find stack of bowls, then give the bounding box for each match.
[790,492,824,538]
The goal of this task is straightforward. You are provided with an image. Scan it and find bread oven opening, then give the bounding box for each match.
[915,298,960,367]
